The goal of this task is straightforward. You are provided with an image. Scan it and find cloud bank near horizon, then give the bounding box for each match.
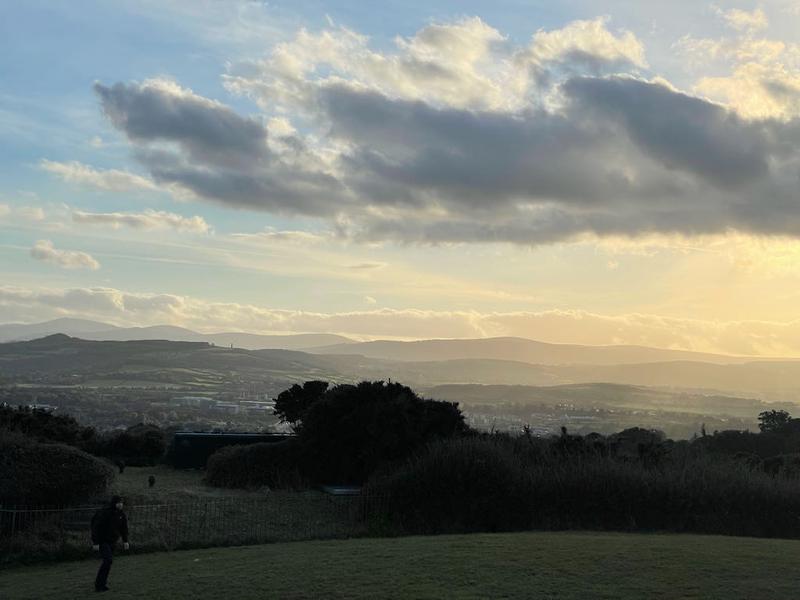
[6,284,800,357]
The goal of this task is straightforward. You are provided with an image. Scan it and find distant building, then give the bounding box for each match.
[171,396,213,407]
[213,402,241,414]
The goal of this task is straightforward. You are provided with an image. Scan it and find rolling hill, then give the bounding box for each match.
[0,319,352,350]
[4,335,800,402]
[309,336,775,365]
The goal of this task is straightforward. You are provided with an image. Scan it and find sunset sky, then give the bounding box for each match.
[3,1,800,355]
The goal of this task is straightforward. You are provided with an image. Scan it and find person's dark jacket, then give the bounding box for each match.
[91,499,129,545]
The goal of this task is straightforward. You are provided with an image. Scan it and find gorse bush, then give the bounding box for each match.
[0,405,95,447]
[366,434,800,539]
[298,381,468,484]
[205,440,308,489]
[366,437,535,534]
[86,423,166,466]
[205,380,468,488]
[0,406,166,466]
[0,430,114,506]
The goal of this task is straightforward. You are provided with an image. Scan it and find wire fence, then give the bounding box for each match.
[0,492,392,564]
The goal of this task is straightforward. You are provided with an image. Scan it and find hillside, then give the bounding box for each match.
[5,532,800,599]
[0,319,352,350]
[310,336,773,365]
[5,336,800,400]
[0,335,351,386]
[423,382,784,418]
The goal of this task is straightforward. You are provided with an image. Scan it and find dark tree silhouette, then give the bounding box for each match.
[758,410,792,433]
[273,380,329,426]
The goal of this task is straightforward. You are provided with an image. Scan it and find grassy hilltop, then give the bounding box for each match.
[4,531,800,599]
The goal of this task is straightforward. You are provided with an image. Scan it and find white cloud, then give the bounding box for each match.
[230,229,331,247]
[79,18,800,245]
[0,203,10,217]
[16,206,45,221]
[715,6,769,32]
[72,209,210,233]
[29,240,100,270]
[40,159,158,192]
[528,17,647,69]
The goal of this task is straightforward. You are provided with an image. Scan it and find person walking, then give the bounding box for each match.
[91,495,130,593]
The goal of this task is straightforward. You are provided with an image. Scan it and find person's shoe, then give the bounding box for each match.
[95,585,109,592]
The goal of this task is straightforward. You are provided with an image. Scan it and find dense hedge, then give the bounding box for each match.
[366,437,535,533]
[0,405,95,447]
[86,423,166,466]
[365,434,800,539]
[205,440,307,489]
[0,431,114,506]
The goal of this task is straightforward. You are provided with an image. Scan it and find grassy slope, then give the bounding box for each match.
[110,466,265,504]
[3,531,800,599]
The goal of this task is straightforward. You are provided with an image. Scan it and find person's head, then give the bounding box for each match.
[110,495,124,510]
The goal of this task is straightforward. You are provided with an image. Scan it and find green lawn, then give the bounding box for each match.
[3,531,800,599]
[111,465,262,504]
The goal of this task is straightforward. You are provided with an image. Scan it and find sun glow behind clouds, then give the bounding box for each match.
[3,2,800,354]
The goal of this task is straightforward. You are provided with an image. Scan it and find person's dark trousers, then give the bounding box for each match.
[95,543,113,590]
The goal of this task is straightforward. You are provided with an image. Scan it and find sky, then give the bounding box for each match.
[2,0,800,355]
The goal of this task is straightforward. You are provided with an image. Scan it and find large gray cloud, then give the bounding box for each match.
[95,81,268,168]
[94,80,347,216]
[326,77,800,242]
[95,71,800,244]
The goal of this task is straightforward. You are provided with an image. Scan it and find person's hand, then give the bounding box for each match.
[92,544,99,551]
[123,542,130,551]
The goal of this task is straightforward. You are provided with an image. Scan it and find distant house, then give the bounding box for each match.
[167,431,294,469]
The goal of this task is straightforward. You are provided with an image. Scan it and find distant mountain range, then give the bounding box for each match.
[308,337,781,366]
[0,318,352,350]
[1,318,790,366]
[3,334,800,400]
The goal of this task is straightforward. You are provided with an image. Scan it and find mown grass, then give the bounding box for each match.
[3,531,800,599]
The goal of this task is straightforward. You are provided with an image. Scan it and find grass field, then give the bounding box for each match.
[3,530,800,599]
[111,465,262,504]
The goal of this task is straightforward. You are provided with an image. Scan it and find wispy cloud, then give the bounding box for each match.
[40,159,158,192]
[72,209,210,233]
[29,240,100,270]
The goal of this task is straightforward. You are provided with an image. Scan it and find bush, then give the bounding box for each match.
[86,423,166,466]
[298,381,468,484]
[366,437,535,534]
[0,405,96,447]
[366,434,800,539]
[0,430,114,506]
[205,440,308,489]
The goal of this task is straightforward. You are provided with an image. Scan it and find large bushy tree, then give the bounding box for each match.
[297,380,468,484]
[273,380,329,426]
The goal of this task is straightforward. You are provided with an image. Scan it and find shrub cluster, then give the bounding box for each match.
[208,380,469,488]
[0,430,114,506]
[0,405,166,465]
[86,423,166,466]
[366,433,800,539]
[0,405,95,447]
[205,440,308,489]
